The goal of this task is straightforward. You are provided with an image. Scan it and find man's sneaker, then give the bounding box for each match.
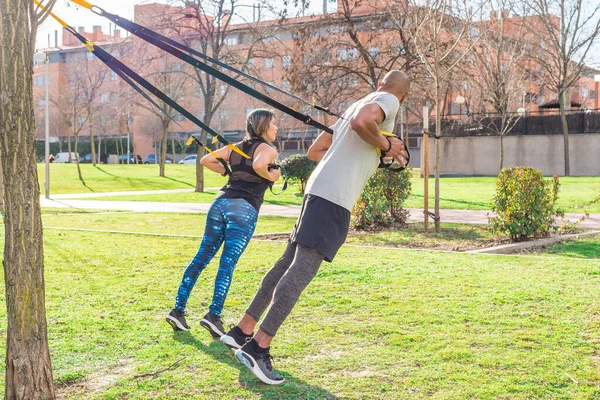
[166,309,189,331]
[200,312,226,338]
[235,340,285,385]
[221,326,253,350]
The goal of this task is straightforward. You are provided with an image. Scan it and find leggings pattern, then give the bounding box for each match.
[174,198,258,316]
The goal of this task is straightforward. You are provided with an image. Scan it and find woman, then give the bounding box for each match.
[166,109,280,338]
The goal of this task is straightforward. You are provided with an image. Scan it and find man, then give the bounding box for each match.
[221,70,410,385]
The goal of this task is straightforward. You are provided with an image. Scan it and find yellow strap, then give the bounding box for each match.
[377,130,397,156]
[185,137,195,146]
[227,144,250,159]
[69,0,93,10]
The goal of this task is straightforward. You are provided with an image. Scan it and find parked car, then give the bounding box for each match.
[80,153,107,164]
[118,154,142,164]
[144,154,172,164]
[178,155,198,165]
[55,152,79,163]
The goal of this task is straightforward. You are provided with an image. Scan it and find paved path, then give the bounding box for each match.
[40,191,600,229]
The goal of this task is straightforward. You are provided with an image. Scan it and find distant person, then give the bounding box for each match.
[222,70,410,385]
[48,154,55,163]
[166,109,280,339]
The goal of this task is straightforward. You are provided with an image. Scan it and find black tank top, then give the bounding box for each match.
[215,137,273,211]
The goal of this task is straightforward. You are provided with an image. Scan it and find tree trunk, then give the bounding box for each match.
[171,132,176,165]
[89,104,97,167]
[434,78,441,233]
[75,136,83,181]
[499,134,504,172]
[0,153,4,212]
[195,131,208,192]
[559,89,570,176]
[160,122,168,177]
[0,1,55,397]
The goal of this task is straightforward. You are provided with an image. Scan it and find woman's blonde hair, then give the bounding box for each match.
[246,109,275,140]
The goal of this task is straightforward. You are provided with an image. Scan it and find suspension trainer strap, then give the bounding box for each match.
[36,0,249,159]
[69,1,334,134]
[185,136,232,176]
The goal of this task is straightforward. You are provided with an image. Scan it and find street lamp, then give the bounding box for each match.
[34,51,50,199]
[594,74,600,111]
[455,95,465,115]
[517,107,526,117]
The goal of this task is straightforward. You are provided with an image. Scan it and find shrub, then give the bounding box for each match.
[280,154,317,194]
[352,168,412,230]
[489,167,563,242]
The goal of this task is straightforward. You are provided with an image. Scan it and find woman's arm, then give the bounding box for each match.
[252,144,280,182]
[200,146,232,176]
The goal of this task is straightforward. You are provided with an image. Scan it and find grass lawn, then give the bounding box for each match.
[63,166,600,214]
[37,163,227,194]
[0,214,599,398]
[529,233,600,259]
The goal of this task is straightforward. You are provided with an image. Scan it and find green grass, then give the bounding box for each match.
[0,214,599,398]
[37,163,228,194]
[41,211,296,236]
[64,168,600,214]
[535,233,600,259]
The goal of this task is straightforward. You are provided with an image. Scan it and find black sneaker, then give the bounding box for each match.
[221,326,253,350]
[166,309,189,331]
[200,312,226,338]
[235,341,285,385]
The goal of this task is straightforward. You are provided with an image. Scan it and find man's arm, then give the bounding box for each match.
[350,102,406,158]
[307,131,333,162]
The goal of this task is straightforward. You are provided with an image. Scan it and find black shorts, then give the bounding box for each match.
[290,194,350,262]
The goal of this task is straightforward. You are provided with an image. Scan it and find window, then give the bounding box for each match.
[195,110,205,121]
[220,109,229,120]
[110,71,118,81]
[264,57,274,69]
[245,107,254,116]
[225,36,238,46]
[35,76,45,86]
[100,93,109,103]
[77,116,85,127]
[282,55,291,68]
[524,92,537,104]
[590,90,596,100]
[470,27,480,40]
[171,63,183,71]
[337,48,358,61]
[582,88,589,98]
[220,85,226,96]
[248,58,255,66]
[37,98,46,107]
[282,80,291,92]
[368,47,379,60]
[86,52,94,60]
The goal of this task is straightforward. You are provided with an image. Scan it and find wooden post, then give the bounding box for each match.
[423,106,429,233]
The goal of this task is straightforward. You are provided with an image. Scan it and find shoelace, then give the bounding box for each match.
[261,352,275,371]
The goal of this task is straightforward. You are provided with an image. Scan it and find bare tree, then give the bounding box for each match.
[470,3,529,170]
[409,0,482,232]
[0,0,58,397]
[529,0,600,176]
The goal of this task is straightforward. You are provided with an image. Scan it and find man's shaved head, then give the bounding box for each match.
[378,70,410,101]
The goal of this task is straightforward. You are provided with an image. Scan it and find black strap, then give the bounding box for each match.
[65,27,236,148]
[90,8,333,134]
[267,164,288,195]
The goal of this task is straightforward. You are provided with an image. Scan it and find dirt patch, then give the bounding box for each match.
[56,359,134,399]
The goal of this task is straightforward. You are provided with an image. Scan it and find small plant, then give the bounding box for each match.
[489,167,563,242]
[353,168,412,230]
[280,154,317,194]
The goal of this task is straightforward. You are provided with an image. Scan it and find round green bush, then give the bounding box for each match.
[352,168,412,230]
[280,154,318,194]
[489,166,563,242]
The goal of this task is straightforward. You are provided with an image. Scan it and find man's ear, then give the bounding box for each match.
[377,80,382,89]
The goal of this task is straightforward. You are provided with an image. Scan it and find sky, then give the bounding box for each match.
[35,0,335,49]
[36,0,599,69]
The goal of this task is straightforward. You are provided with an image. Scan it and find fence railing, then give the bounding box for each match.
[425,111,600,137]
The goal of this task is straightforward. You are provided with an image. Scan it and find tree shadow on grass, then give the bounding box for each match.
[173,331,339,399]
[163,176,195,187]
[94,166,117,177]
[410,194,489,208]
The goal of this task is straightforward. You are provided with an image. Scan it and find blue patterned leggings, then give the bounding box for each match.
[174,198,258,316]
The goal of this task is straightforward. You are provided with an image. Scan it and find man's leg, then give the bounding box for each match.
[234,244,324,384]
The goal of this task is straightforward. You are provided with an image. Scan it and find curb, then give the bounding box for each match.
[466,230,600,254]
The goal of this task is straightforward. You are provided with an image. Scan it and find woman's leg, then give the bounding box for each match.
[174,199,226,311]
[209,199,258,316]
